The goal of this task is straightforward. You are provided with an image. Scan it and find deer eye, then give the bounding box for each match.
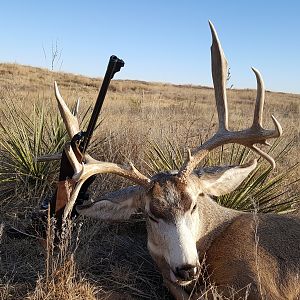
[148,214,159,223]
[191,204,197,213]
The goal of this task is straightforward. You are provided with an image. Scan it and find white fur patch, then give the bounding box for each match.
[147,215,199,270]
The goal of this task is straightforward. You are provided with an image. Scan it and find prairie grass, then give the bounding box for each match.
[0,63,299,299]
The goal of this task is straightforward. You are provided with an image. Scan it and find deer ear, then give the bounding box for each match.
[76,186,144,220]
[196,159,257,196]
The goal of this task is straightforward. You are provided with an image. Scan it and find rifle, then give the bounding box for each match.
[52,55,125,228]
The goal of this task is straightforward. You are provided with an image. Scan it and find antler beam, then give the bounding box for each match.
[62,142,150,220]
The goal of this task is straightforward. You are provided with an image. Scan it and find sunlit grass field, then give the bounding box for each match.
[0,63,299,299]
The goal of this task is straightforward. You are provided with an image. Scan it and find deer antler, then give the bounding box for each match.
[62,143,150,220]
[178,21,282,182]
[54,81,80,139]
[35,87,80,162]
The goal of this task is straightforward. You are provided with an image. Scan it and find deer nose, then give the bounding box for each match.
[175,264,199,281]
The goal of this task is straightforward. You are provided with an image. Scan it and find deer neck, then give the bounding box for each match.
[196,195,242,257]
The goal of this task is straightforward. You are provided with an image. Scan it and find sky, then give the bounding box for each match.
[0,1,299,94]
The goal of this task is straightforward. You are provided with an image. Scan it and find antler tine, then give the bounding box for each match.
[251,67,265,128]
[209,20,229,131]
[78,158,150,187]
[62,142,85,220]
[178,21,230,180]
[54,81,80,139]
[271,115,283,137]
[250,145,276,169]
[64,142,82,177]
[251,67,282,139]
[63,177,86,221]
[251,68,282,137]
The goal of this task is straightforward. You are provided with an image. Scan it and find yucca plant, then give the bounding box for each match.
[0,95,105,214]
[0,97,105,214]
[144,139,184,172]
[144,137,299,214]
[0,100,68,210]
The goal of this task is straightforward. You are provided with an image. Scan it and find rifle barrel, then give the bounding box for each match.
[82,55,124,153]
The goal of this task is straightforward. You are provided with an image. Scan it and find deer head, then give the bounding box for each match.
[52,21,282,287]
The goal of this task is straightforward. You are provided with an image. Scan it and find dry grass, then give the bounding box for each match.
[0,63,299,299]
[26,215,100,300]
[27,256,99,300]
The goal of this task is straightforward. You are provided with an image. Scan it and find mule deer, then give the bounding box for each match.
[51,21,300,299]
